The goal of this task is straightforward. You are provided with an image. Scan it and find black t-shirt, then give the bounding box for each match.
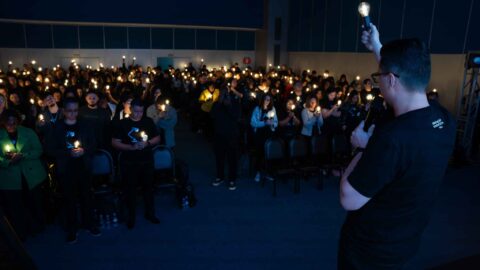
[341,103,456,265]
[64,122,80,150]
[112,117,159,163]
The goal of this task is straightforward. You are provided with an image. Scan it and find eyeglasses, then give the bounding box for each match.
[371,72,400,83]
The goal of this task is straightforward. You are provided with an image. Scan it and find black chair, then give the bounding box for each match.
[331,134,351,177]
[264,138,296,196]
[152,145,177,189]
[91,149,115,195]
[91,149,119,223]
[311,135,331,190]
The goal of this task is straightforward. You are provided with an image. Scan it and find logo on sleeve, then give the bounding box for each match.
[432,118,444,129]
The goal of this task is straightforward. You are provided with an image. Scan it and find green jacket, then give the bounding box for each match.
[0,126,47,190]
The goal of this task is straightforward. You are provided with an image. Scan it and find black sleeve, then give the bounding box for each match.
[146,118,159,138]
[348,132,399,198]
[111,120,123,140]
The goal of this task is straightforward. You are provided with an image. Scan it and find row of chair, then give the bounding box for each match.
[263,134,350,196]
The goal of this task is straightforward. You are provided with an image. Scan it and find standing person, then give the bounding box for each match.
[338,24,456,269]
[301,96,323,141]
[250,94,278,182]
[79,90,111,149]
[211,79,242,190]
[112,98,161,229]
[44,98,100,243]
[0,109,47,241]
[146,96,177,149]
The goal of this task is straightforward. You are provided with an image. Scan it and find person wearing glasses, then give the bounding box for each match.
[338,24,456,269]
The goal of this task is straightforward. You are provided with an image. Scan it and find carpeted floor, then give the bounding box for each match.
[23,118,480,270]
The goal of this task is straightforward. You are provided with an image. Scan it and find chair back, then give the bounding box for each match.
[153,145,175,177]
[264,138,285,161]
[289,137,308,159]
[91,149,114,178]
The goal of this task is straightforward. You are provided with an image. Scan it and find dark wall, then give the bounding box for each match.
[288,0,479,54]
[0,23,256,50]
[0,0,263,29]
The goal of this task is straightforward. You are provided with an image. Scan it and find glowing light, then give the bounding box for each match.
[366,94,373,101]
[356,75,361,81]
[140,131,148,142]
[38,114,44,121]
[5,145,11,153]
[29,98,35,105]
[337,100,342,106]
[31,60,36,65]
[267,111,275,119]
[38,67,42,72]
[73,140,81,149]
[122,55,126,59]
[250,92,256,98]
[160,104,166,112]
[316,106,321,113]
[166,99,170,105]
[433,88,438,93]
[358,2,371,17]
[8,61,12,65]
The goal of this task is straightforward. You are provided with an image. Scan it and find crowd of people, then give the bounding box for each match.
[0,58,440,244]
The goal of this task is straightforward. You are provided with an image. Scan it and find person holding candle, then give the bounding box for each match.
[278,99,301,142]
[250,94,278,182]
[112,98,161,229]
[0,109,47,241]
[338,24,456,269]
[44,97,100,243]
[198,82,220,138]
[36,91,63,140]
[301,96,324,139]
[210,79,242,190]
[146,96,177,149]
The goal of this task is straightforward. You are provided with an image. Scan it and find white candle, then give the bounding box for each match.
[160,104,166,112]
[296,96,300,102]
[38,114,44,121]
[267,111,275,119]
[29,98,35,105]
[5,145,11,153]
[8,61,12,65]
[316,106,321,113]
[73,140,81,149]
[250,92,256,98]
[356,75,361,81]
[140,131,148,142]
[166,99,170,105]
[337,100,342,106]
[433,88,437,93]
[291,105,296,111]
[366,94,373,101]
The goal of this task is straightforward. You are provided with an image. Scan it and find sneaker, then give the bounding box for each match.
[228,181,237,191]
[88,226,101,237]
[66,231,78,244]
[254,172,261,182]
[265,175,274,181]
[145,215,161,224]
[212,178,224,187]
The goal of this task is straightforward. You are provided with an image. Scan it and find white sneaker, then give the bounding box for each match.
[254,172,261,182]
[265,175,274,181]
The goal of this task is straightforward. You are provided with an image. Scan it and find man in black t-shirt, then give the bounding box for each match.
[338,24,456,269]
[44,98,100,244]
[112,98,161,229]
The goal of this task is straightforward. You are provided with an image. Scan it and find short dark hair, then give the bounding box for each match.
[380,38,431,92]
[63,97,79,108]
[0,109,21,125]
[130,98,144,108]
